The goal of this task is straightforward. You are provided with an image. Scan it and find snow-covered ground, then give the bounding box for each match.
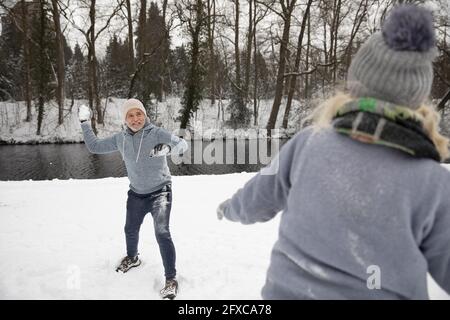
[0,97,306,144]
[1,172,449,300]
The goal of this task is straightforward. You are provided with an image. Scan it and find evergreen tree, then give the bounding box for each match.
[67,43,87,100]
[252,51,270,99]
[176,0,208,129]
[103,35,130,98]
[63,38,73,66]
[167,45,189,96]
[226,91,252,129]
[226,51,252,129]
[0,10,25,101]
[179,38,207,128]
[134,1,170,117]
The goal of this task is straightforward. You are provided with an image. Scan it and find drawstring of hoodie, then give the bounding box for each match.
[136,129,145,163]
[122,132,125,160]
[121,119,152,163]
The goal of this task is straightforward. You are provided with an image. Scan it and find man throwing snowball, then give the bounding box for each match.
[79,98,188,299]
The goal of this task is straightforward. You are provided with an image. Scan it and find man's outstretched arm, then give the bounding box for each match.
[79,105,119,154]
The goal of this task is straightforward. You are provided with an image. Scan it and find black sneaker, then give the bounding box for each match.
[115,255,141,273]
[160,278,178,299]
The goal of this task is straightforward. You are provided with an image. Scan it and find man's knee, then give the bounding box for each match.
[155,226,171,242]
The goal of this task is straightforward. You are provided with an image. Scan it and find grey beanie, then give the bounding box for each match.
[347,5,438,109]
[122,98,147,122]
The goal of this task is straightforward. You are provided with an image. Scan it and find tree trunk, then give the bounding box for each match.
[212,0,216,105]
[344,0,367,71]
[51,0,65,125]
[93,53,102,124]
[243,0,252,105]
[128,0,147,99]
[329,0,336,84]
[234,0,241,96]
[137,0,147,61]
[332,0,341,84]
[125,0,135,71]
[322,4,328,94]
[305,11,311,99]
[227,0,248,127]
[253,0,258,126]
[160,0,168,101]
[37,96,44,136]
[36,1,46,136]
[282,0,313,129]
[21,0,32,122]
[179,0,203,129]
[88,0,103,125]
[87,0,97,131]
[266,0,297,131]
[207,0,216,105]
[438,89,450,111]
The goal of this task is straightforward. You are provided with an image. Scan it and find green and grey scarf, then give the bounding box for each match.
[332,98,440,162]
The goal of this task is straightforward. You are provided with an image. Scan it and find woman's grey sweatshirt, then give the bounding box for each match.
[223,127,450,299]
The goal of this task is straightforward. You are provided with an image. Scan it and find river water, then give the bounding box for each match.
[0,139,287,180]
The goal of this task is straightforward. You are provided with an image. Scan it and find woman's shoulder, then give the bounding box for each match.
[287,126,335,149]
[433,163,450,185]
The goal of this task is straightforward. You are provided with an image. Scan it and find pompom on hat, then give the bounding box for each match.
[347,5,438,109]
[122,98,147,122]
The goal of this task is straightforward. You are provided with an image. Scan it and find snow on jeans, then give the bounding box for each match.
[125,184,176,280]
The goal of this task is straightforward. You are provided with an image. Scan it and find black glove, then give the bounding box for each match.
[150,144,171,157]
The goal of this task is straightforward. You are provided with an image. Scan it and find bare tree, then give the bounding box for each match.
[330,0,342,84]
[50,0,65,125]
[137,0,147,61]
[251,0,270,125]
[252,0,258,125]
[125,0,135,71]
[21,0,32,122]
[282,0,313,129]
[128,1,174,100]
[216,0,251,127]
[304,7,311,99]
[438,89,450,111]
[160,0,169,101]
[34,0,53,136]
[243,0,253,106]
[60,0,125,131]
[343,0,370,71]
[175,0,209,129]
[234,0,241,102]
[262,0,297,131]
[206,0,216,105]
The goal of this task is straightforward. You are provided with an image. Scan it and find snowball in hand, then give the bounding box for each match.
[78,105,91,122]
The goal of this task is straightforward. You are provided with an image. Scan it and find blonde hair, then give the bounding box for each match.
[306,92,449,161]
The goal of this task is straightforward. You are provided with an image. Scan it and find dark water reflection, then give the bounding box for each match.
[0,139,288,181]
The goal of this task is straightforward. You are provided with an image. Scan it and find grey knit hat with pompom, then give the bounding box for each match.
[347,5,437,109]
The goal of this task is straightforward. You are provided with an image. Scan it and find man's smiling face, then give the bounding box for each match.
[126,108,146,132]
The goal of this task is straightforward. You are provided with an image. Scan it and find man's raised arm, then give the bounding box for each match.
[79,105,119,154]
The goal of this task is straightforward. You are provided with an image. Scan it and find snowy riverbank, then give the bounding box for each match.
[1,172,450,300]
[0,97,306,144]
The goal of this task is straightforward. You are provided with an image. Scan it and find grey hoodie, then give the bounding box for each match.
[223,127,450,299]
[81,119,188,194]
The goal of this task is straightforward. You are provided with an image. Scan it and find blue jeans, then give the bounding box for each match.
[125,184,176,280]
